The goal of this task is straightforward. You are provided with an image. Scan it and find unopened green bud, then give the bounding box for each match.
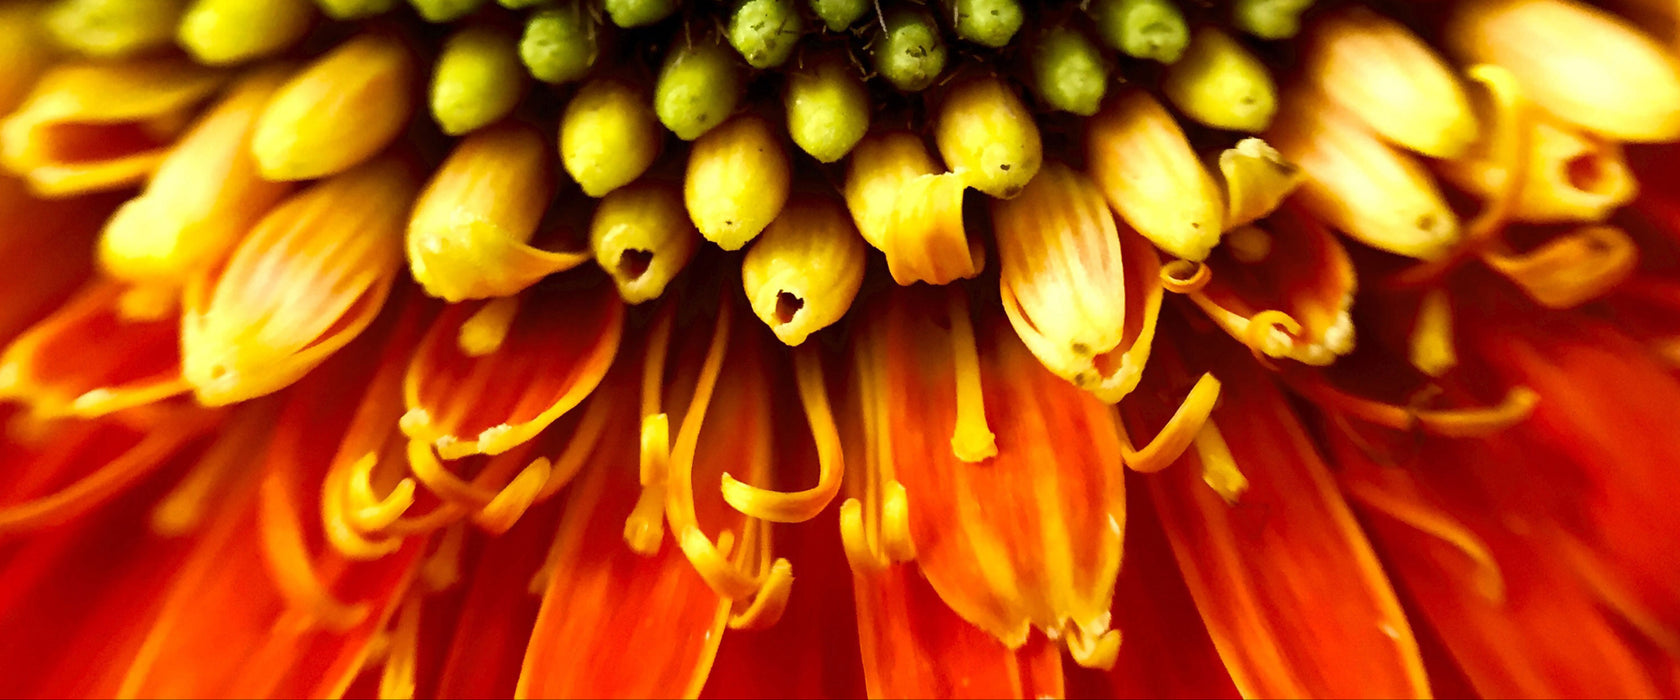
[603,0,676,27]
[785,52,869,162]
[1233,0,1314,40]
[874,6,946,92]
[655,38,743,140]
[314,0,396,20]
[728,0,803,69]
[178,0,314,65]
[519,2,596,84]
[1032,26,1107,116]
[432,25,526,135]
[948,0,1022,48]
[45,0,186,58]
[407,0,486,22]
[1091,0,1189,64]
[809,0,868,31]
[1162,27,1277,132]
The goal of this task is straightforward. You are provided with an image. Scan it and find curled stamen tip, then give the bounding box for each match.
[728,558,794,630]
[837,498,885,573]
[1160,259,1211,294]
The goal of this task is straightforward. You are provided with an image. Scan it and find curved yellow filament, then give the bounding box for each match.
[1117,372,1223,473]
[1343,479,1506,604]
[623,413,669,556]
[344,450,415,533]
[407,439,497,508]
[536,392,614,501]
[720,347,845,522]
[257,473,370,631]
[728,557,795,629]
[1481,225,1639,309]
[322,453,406,560]
[1160,259,1212,295]
[946,290,998,462]
[1289,374,1540,438]
[378,594,422,700]
[473,457,552,535]
[1241,309,1306,363]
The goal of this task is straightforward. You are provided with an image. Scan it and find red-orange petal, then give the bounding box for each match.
[433,501,560,699]
[0,175,108,344]
[1127,346,1429,699]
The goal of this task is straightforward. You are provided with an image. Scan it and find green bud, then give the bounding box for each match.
[1032,26,1107,116]
[785,52,869,162]
[874,6,946,92]
[603,0,676,27]
[407,0,486,22]
[432,25,526,135]
[519,2,596,84]
[655,38,743,140]
[1162,27,1277,132]
[728,0,803,69]
[948,0,1022,48]
[1091,0,1189,64]
[1233,0,1314,40]
[809,0,867,31]
[45,0,186,58]
[314,0,396,20]
[498,0,548,7]
[178,0,314,65]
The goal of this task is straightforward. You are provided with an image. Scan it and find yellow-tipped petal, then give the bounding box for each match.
[251,32,416,181]
[99,67,294,287]
[44,0,185,59]
[1446,0,1680,142]
[589,180,698,304]
[1162,27,1277,133]
[1218,137,1303,231]
[430,24,526,136]
[935,75,1042,199]
[560,77,661,197]
[1268,89,1460,260]
[742,196,867,346]
[1085,88,1224,261]
[0,58,224,197]
[0,2,58,118]
[407,122,585,302]
[183,155,416,405]
[1439,112,1637,224]
[684,113,790,250]
[843,131,982,285]
[177,0,315,65]
[1305,7,1479,159]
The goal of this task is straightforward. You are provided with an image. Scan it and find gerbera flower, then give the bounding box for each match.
[0,0,1677,697]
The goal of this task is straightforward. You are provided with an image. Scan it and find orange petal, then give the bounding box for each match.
[118,327,425,699]
[402,278,623,459]
[0,281,191,419]
[433,501,560,699]
[863,286,1126,660]
[1126,346,1429,699]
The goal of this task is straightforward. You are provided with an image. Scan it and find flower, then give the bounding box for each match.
[1,0,1678,698]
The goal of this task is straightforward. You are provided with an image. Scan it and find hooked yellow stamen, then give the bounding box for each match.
[1160,259,1213,294]
[839,329,917,573]
[322,453,409,560]
[1409,289,1458,377]
[1086,88,1224,261]
[946,291,998,463]
[1481,225,1640,309]
[1117,372,1222,473]
[844,130,982,285]
[935,74,1043,199]
[473,457,553,535]
[1218,138,1304,233]
[251,32,416,181]
[257,472,371,631]
[1241,309,1305,363]
[720,348,844,522]
[407,439,498,509]
[1291,374,1541,437]
[457,296,521,357]
[344,451,415,533]
[377,594,423,700]
[740,196,868,346]
[1193,420,1249,503]
[1442,113,1637,225]
[624,306,676,556]
[684,113,792,251]
[590,180,698,305]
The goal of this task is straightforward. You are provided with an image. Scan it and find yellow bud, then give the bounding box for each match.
[1304,9,1478,159]
[1218,137,1303,231]
[0,2,58,118]
[430,24,526,136]
[1446,0,1680,142]
[251,32,416,181]
[407,122,588,302]
[177,0,315,65]
[935,75,1042,199]
[589,180,697,304]
[560,77,661,197]
[183,155,417,406]
[1162,27,1276,133]
[1267,89,1460,260]
[1439,111,1637,224]
[0,58,225,197]
[100,67,294,286]
[684,113,790,250]
[742,196,867,346]
[1085,88,1223,261]
[45,0,185,59]
[991,161,1136,401]
[843,130,981,285]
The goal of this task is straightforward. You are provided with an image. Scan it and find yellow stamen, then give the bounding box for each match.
[345,450,416,533]
[720,348,844,522]
[560,77,662,197]
[590,180,698,305]
[178,0,314,66]
[44,0,184,58]
[839,326,917,573]
[935,75,1043,199]
[1117,372,1222,473]
[322,452,409,560]
[536,392,615,501]
[0,58,225,196]
[251,32,416,181]
[684,113,791,251]
[457,296,521,357]
[1291,374,1541,437]
[1160,259,1212,294]
[407,439,498,509]
[1218,137,1303,232]
[624,307,676,556]
[407,122,587,302]
[740,196,868,346]
[942,290,999,463]
[377,594,422,700]
[1409,289,1458,377]
[1086,88,1224,261]
[1065,623,1123,670]
[257,471,371,631]
[473,457,553,535]
[843,131,982,285]
[1481,225,1639,309]
[1193,420,1249,503]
